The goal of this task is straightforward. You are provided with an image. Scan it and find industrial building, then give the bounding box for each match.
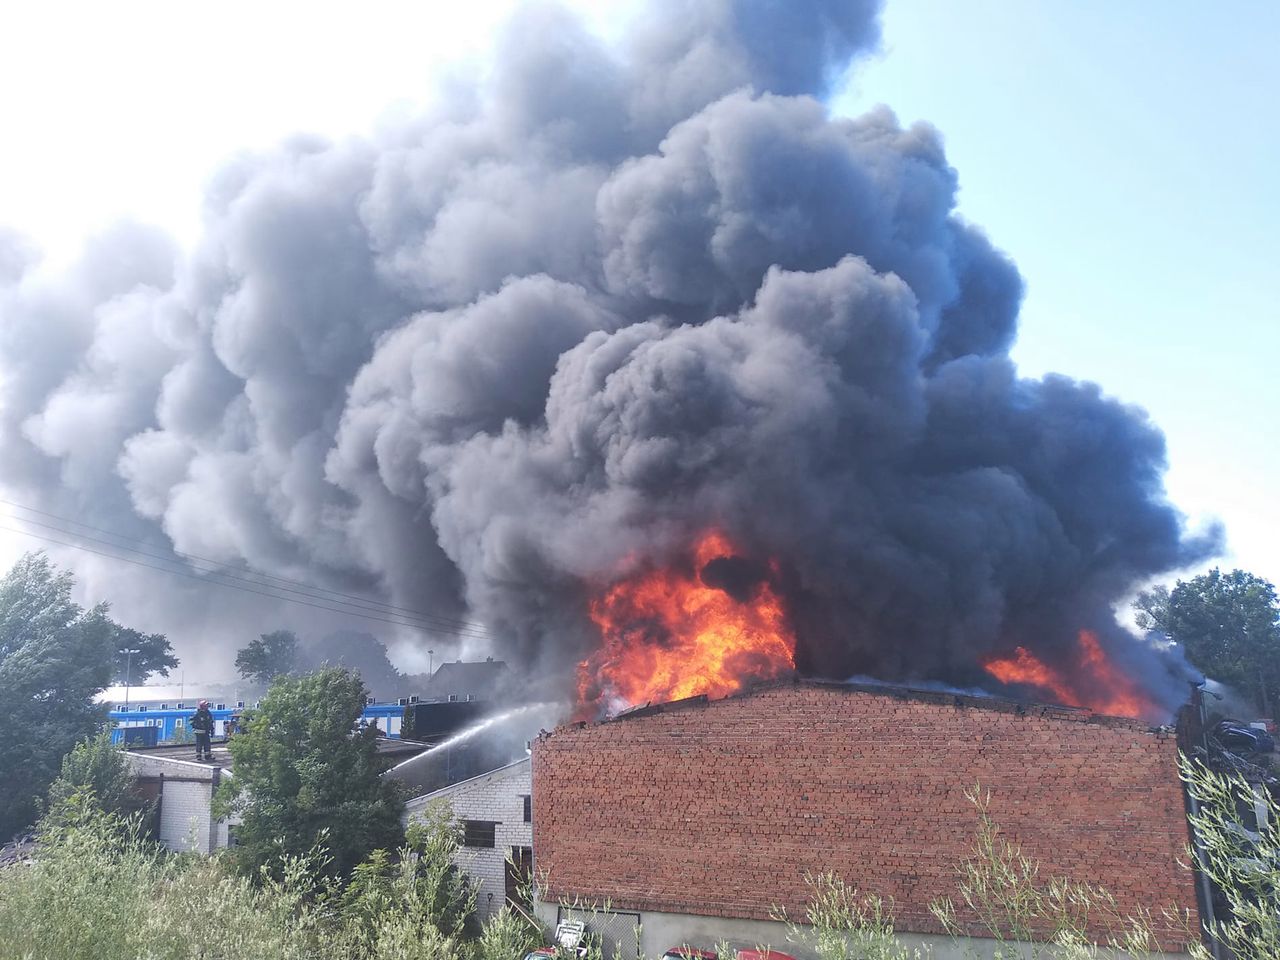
[104,658,515,745]
[532,680,1199,960]
[122,738,430,854]
[108,699,410,745]
[403,758,533,922]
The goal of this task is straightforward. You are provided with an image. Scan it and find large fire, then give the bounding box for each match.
[982,629,1162,720]
[578,530,796,715]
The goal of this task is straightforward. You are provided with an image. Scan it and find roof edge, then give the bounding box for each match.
[403,756,531,807]
[543,675,1176,739]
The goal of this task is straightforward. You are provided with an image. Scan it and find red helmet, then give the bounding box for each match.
[198,700,209,709]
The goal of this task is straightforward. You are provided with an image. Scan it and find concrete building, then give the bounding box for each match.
[420,658,513,703]
[123,737,429,855]
[123,745,236,853]
[532,680,1200,960]
[404,758,533,922]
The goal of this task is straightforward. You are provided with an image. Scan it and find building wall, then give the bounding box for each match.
[530,902,1191,960]
[405,759,532,922]
[533,682,1198,953]
[124,753,230,854]
[158,779,217,853]
[110,702,407,743]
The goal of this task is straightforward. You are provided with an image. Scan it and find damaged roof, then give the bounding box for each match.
[550,675,1177,739]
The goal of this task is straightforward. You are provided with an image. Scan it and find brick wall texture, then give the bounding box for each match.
[533,682,1197,950]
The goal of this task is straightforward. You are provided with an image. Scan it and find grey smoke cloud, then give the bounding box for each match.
[0,0,1216,702]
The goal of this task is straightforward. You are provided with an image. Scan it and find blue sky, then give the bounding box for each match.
[838,0,1280,587]
[0,0,1275,590]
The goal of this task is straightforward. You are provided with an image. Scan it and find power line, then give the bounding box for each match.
[0,494,487,631]
[0,522,493,640]
[0,496,492,638]
[6,512,492,639]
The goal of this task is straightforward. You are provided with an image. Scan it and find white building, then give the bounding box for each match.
[403,757,532,922]
[123,747,236,853]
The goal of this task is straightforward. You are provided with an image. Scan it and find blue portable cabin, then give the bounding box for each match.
[109,698,414,744]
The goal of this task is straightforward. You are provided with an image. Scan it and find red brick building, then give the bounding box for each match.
[533,681,1199,958]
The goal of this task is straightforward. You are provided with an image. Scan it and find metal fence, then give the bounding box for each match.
[557,905,642,960]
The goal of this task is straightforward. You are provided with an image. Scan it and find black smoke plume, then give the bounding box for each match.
[0,0,1215,706]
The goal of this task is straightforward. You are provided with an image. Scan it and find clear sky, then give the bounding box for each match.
[0,0,1275,587]
[836,1,1280,588]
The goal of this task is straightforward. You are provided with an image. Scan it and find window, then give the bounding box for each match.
[522,795,531,823]
[463,820,497,848]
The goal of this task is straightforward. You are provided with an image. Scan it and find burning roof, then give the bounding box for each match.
[564,674,1177,735]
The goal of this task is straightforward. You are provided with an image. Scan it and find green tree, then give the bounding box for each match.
[215,668,405,880]
[235,629,300,685]
[298,630,405,701]
[110,627,178,685]
[0,553,137,840]
[340,804,478,951]
[1135,568,1280,713]
[45,731,139,820]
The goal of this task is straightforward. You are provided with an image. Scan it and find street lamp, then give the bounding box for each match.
[428,649,434,675]
[121,648,141,709]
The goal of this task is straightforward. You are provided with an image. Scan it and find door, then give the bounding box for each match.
[505,845,533,906]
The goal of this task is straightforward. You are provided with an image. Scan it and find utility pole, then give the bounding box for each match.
[122,647,141,709]
[429,649,434,675]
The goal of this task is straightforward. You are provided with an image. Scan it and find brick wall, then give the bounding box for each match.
[404,758,532,921]
[533,682,1197,950]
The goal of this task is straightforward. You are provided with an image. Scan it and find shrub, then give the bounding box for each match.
[1181,755,1280,960]
[45,731,140,821]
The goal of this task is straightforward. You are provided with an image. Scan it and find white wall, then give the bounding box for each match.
[405,758,532,921]
[123,753,232,855]
[158,779,216,853]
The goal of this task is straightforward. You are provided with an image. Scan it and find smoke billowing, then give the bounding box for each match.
[0,0,1216,705]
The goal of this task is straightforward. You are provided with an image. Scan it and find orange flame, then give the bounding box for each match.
[982,629,1161,720]
[578,530,796,714]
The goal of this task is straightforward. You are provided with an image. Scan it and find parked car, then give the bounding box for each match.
[522,951,556,960]
[1215,720,1276,754]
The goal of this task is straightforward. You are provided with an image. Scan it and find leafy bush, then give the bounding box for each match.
[1181,755,1280,960]
[777,872,923,960]
[45,731,140,821]
[929,786,1185,960]
[0,795,327,960]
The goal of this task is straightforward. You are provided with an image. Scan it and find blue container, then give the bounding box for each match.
[120,726,159,747]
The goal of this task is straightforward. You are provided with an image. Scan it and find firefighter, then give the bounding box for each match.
[190,700,215,762]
